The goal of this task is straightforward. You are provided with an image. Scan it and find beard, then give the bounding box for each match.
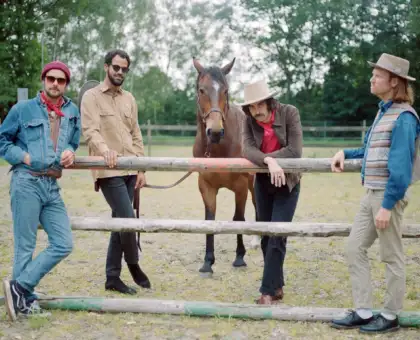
[108,69,125,86]
[44,87,63,99]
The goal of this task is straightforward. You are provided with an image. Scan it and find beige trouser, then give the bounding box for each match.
[347,189,408,316]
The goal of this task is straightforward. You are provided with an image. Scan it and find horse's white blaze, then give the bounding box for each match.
[212,81,220,93]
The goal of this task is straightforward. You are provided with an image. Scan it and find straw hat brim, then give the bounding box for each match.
[367,61,416,81]
[234,90,279,106]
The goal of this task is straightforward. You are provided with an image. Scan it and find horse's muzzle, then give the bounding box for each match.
[206,128,224,144]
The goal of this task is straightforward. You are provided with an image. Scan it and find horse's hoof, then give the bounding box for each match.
[199,262,214,275]
[232,257,247,267]
[199,271,213,278]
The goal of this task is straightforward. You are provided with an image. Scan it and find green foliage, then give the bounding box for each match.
[237,0,420,125]
[3,0,420,126]
[0,1,43,109]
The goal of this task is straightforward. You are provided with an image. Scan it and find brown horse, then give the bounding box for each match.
[192,57,257,275]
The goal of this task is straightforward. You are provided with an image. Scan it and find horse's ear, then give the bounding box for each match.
[221,58,236,75]
[193,57,205,74]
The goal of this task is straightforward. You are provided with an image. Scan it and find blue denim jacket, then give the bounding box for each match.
[0,92,81,172]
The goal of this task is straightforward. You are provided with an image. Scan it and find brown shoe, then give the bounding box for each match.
[255,295,275,305]
[274,288,284,300]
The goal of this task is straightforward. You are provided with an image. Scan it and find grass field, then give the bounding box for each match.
[0,145,419,339]
[139,135,364,148]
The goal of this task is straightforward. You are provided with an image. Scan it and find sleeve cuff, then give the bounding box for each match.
[96,144,109,155]
[382,197,396,210]
[8,147,26,165]
[343,149,351,159]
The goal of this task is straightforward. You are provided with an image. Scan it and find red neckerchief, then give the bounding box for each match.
[41,91,65,117]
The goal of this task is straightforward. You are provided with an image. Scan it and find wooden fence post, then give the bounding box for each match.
[361,119,366,144]
[147,119,152,156]
[323,121,327,140]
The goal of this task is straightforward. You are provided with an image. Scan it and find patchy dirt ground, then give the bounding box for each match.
[0,146,420,340]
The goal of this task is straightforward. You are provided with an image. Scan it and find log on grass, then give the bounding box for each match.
[38,296,420,327]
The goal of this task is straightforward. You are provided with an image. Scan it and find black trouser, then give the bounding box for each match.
[254,173,300,296]
[97,175,139,277]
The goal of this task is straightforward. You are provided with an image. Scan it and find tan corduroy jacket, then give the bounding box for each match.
[80,82,145,181]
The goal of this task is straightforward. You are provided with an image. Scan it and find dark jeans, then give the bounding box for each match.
[97,175,139,277]
[254,173,300,296]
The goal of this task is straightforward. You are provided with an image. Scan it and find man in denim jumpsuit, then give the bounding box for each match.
[0,61,81,321]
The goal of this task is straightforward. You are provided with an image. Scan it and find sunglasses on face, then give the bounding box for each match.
[45,75,67,86]
[110,64,129,74]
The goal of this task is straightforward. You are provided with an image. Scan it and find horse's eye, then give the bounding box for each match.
[199,88,205,95]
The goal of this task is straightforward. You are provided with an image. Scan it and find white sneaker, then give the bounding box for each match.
[249,235,261,249]
[20,300,51,318]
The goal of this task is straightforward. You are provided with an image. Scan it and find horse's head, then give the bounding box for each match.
[193,57,235,144]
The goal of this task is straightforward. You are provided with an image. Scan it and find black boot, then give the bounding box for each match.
[128,264,151,288]
[105,276,137,295]
[331,310,373,329]
[359,314,400,334]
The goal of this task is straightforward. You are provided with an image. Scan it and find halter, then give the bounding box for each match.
[196,98,227,123]
[196,69,230,158]
[196,70,230,124]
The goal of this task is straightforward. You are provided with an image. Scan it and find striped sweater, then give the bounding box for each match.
[364,103,419,189]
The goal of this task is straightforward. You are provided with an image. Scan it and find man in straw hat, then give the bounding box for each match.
[330,53,420,333]
[239,79,303,304]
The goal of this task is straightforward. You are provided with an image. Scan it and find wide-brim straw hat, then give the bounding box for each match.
[235,79,279,106]
[368,53,416,81]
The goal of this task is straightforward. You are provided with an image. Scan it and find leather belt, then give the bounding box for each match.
[30,169,62,179]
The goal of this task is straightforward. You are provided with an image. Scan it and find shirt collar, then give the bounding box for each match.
[36,91,70,107]
[378,100,393,113]
[100,82,123,94]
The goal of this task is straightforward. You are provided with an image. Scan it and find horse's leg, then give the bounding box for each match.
[232,176,248,267]
[248,174,260,249]
[198,175,217,274]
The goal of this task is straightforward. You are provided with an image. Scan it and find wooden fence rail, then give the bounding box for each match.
[78,121,369,154]
[71,157,363,173]
[40,217,420,238]
[139,123,368,133]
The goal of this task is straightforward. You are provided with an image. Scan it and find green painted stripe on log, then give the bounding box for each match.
[40,298,103,311]
[184,302,273,319]
[397,312,420,328]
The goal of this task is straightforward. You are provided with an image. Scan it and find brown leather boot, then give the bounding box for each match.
[255,295,276,305]
[274,288,284,300]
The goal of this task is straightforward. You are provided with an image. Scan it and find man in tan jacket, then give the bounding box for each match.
[81,49,150,294]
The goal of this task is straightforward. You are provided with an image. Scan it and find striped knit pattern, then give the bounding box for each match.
[364,103,419,189]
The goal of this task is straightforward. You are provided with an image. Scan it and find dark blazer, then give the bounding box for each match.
[242,102,303,191]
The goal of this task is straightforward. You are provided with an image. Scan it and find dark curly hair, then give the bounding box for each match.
[104,49,131,68]
[242,97,278,116]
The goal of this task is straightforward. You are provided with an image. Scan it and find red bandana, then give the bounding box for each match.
[256,110,281,153]
[41,91,65,117]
